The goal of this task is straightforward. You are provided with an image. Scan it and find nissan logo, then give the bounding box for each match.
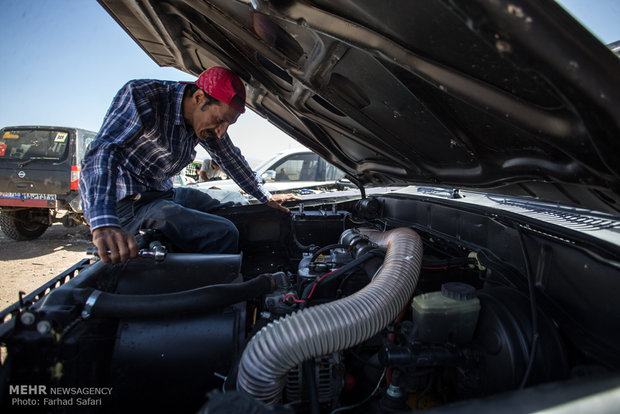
[18,170,26,178]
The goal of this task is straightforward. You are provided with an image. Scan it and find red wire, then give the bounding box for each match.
[281,267,344,304]
[306,267,340,300]
[282,293,305,303]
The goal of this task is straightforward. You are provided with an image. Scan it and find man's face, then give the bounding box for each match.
[192,92,241,139]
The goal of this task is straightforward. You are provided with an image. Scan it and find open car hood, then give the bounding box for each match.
[98,0,620,213]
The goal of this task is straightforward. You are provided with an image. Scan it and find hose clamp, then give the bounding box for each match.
[81,290,102,319]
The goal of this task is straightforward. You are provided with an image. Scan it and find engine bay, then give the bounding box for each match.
[2,193,620,413]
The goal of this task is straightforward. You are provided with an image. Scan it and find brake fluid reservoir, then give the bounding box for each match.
[412,282,481,344]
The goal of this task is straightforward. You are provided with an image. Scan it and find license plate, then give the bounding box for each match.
[0,192,57,201]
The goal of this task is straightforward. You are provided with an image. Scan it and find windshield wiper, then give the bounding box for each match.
[18,157,59,168]
[417,186,463,199]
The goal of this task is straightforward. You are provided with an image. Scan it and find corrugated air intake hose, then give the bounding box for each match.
[236,227,423,404]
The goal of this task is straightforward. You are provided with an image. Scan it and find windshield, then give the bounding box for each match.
[0,128,70,161]
[270,153,320,181]
[253,152,286,175]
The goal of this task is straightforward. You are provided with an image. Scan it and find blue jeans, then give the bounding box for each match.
[116,187,239,254]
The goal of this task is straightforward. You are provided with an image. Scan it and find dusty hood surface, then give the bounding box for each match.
[98,0,620,213]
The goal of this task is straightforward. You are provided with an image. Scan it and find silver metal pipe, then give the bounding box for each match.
[236,227,423,404]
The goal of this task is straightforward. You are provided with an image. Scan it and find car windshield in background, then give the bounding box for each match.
[0,128,69,161]
[264,151,345,183]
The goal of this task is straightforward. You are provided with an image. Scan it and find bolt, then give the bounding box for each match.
[20,312,36,326]
[37,320,52,335]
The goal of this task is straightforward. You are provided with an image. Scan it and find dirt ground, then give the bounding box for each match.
[0,223,93,309]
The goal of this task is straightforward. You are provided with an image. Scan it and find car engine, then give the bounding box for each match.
[1,192,619,413]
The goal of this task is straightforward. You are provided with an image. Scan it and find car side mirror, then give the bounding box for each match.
[261,170,276,183]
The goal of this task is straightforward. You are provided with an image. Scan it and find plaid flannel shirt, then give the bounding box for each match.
[79,79,270,230]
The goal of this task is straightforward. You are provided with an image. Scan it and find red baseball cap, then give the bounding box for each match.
[184,66,246,113]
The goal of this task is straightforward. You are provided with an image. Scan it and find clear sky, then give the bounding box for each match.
[0,0,618,164]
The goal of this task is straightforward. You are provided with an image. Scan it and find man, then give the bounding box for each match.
[199,158,226,181]
[80,66,300,264]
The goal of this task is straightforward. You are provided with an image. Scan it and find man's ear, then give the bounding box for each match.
[193,89,205,104]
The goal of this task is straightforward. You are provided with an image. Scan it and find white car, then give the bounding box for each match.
[192,149,349,200]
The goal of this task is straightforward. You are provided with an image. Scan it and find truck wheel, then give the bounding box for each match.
[0,210,49,241]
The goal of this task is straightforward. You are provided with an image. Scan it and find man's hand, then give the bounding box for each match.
[92,226,139,264]
[266,193,302,213]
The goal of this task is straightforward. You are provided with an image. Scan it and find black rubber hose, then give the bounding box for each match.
[88,274,274,318]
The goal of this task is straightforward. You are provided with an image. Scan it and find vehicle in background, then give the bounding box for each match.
[193,149,350,199]
[0,125,96,240]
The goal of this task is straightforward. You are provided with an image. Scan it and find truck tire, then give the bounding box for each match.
[0,210,49,241]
